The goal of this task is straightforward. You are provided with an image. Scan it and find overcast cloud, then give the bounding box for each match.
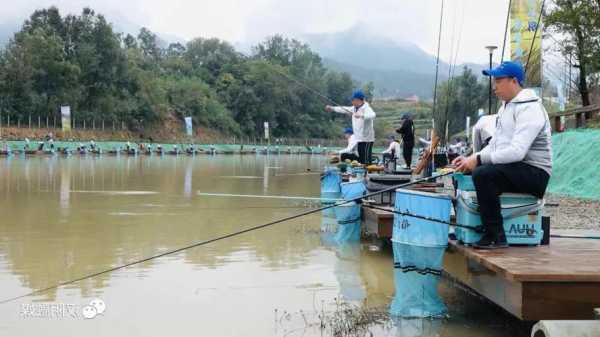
[1,0,511,64]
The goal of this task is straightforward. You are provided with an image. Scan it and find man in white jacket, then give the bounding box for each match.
[339,127,359,162]
[326,90,376,164]
[453,61,552,249]
[382,135,401,160]
[472,113,498,152]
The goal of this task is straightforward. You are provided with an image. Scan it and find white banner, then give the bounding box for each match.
[264,122,270,140]
[61,106,71,132]
[184,117,193,137]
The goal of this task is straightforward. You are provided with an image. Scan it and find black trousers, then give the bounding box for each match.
[472,162,550,235]
[403,143,414,168]
[341,153,359,162]
[357,142,373,165]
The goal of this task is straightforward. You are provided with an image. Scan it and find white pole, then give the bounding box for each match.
[466,116,471,144]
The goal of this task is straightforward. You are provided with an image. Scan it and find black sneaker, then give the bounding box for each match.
[473,232,508,249]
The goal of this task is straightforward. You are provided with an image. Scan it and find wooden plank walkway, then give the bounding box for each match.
[445,235,600,320]
[361,207,600,320]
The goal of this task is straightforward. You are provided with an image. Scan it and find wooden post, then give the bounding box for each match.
[28,115,31,128]
[576,112,585,128]
[38,116,41,129]
[554,116,562,132]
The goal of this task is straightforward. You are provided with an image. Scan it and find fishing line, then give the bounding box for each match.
[245,51,355,115]
[431,0,445,128]
[0,172,453,304]
[549,234,600,240]
[524,0,546,77]
[362,204,475,230]
[500,0,513,63]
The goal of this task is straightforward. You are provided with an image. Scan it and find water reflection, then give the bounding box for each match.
[0,156,327,302]
[0,155,521,337]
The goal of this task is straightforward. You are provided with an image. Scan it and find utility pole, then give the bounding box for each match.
[485,46,498,115]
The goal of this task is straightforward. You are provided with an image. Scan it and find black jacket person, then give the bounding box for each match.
[396,115,415,168]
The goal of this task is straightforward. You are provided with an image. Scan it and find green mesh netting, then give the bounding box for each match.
[548,129,600,200]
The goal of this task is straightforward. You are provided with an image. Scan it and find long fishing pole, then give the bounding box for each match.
[524,0,546,78]
[442,0,466,145]
[500,0,513,63]
[0,172,454,305]
[431,0,445,126]
[249,53,354,115]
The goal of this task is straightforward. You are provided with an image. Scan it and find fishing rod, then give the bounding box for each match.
[246,52,355,115]
[442,0,466,145]
[500,0,513,63]
[431,0,445,128]
[0,171,454,305]
[524,0,546,77]
[362,204,475,231]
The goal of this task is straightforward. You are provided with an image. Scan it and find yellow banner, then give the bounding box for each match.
[61,106,71,132]
[510,0,542,87]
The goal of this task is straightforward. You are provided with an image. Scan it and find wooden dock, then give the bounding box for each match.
[362,206,600,320]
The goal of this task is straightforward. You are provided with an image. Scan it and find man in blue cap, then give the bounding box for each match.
[326,89,376,164]
[452,61,552,249]
[338,127,359,162]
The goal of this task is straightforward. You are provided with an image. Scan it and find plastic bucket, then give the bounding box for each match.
[392,189,452,247]
[334,202,361,244]
[390,242,447,318]
[321,167,342,194]
[340,181,367,201]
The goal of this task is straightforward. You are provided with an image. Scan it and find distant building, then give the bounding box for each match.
[405,95,420,103]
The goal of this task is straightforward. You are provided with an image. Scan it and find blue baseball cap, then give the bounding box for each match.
[351,89,365,101]
[343,127,354,135]
[482,61,524,85]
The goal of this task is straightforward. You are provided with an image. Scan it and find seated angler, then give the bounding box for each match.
[381,135,401,166]
[452,61,552,249]
[338,127,359,162]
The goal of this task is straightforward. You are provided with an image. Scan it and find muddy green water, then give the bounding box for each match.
[0,155,526,336]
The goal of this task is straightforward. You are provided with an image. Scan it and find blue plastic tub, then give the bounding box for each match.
[452,172,475,191]
[334,202,361,244]
[390,242,447,318]
[352,167,366,180]
[390,189,451,318]
[321,167,342,194]
[455,190,544,245]
[340,181,367,201]
[392,189,452,247]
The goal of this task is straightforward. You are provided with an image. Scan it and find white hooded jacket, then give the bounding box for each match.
[332,102,376,142]
[478,89,552,175]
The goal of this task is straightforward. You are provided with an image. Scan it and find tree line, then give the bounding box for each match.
[0,7,371,139]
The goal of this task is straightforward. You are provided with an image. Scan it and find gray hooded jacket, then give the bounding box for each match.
[478,88,553,176]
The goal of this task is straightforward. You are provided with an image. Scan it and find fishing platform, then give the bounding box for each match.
[361,182,600,321]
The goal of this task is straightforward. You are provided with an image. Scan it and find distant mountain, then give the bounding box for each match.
[305,26,443,75]
[0,13,186,48]
[303,26,487,99]
[323,58,438,100]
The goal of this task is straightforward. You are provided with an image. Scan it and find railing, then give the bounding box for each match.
[549,104,600,132]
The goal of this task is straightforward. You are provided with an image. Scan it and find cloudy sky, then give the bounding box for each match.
[1,0,512,64]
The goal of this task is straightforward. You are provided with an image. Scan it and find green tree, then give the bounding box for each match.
[433,67,487,140]
[546,0,600,106]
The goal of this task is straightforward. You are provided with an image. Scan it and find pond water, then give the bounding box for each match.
[0,155,526,336]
